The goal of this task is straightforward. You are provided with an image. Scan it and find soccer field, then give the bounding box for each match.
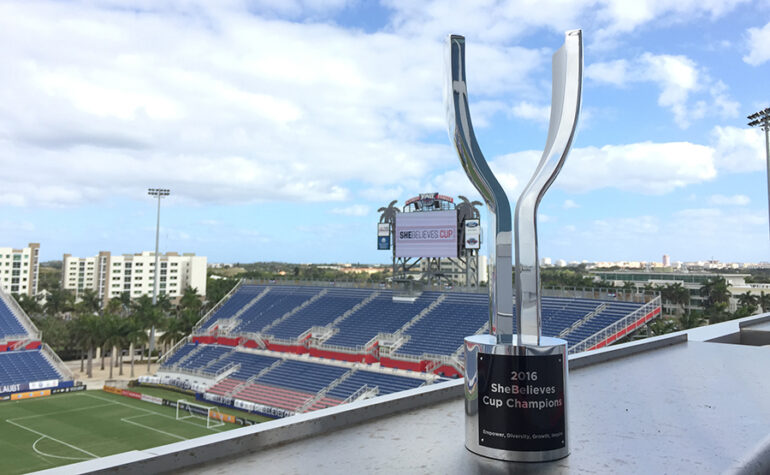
[0,391,241,474]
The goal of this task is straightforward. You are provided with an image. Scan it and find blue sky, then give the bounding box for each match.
[0,0,769,264]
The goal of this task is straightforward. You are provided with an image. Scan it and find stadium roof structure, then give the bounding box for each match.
[41,313,770,474]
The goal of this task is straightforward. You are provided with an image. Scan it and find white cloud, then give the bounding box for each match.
[385,0,748,46]
[330,204,370,216]
[711,126,766,173]
[588,53,738,128]
[585,59,629,86]
[563,199,579,209]
[511,101,550,123]
[744,21,770,66]
[490,141,716,196]
[709,194,750,206]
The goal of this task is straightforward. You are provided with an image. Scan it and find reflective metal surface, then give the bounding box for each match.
[464,334,570,462]
[446,35,513,339]
[514,30,583,347]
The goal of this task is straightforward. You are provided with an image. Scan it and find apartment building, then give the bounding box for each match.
[0,243,40,296]
[62,251,206,306]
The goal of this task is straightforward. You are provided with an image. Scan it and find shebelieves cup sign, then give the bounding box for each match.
[395,210,458,258]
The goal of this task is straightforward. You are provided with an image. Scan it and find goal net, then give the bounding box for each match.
[175,399,225,429]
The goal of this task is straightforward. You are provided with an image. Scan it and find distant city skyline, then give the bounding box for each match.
[1,1,769,264]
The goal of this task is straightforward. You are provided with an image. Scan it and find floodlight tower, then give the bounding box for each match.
[147,187,170,371]
[747,107,770,238]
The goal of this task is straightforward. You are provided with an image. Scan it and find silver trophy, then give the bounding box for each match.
[447,30,583,462]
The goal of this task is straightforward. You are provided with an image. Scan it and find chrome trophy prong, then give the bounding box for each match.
[515,30,583,347]
[446,34,514,341]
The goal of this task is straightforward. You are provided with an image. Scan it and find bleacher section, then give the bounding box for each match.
[202,285,265,330]
[164,345,430,415]
[0,293,29,339]
[266,289,369,339]
[323,291,434,347]
[237,287,320,333]
[157,283,659,419]
[0,350,61,386]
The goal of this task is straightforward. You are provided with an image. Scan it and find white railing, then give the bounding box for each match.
[0,289,41,339]
[41,342,76,381]
[298,368,356,413]
[559,303,607,338]
[159,335,191,365]
[226,359,283,398]
[570,296,662,354]
[261,288,328,334]
[342,384,379,404]
[193,278,247,333]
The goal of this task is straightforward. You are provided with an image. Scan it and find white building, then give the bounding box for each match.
[62,251,206,306]
[0,243,40,296]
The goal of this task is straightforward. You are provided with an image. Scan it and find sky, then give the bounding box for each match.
[0,0,769,265]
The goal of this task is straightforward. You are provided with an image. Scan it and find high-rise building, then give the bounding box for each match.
[662,254,670,267]
[0,243,40,296]
[61,251,206,306]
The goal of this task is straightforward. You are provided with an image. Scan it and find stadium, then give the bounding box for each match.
[0,191,670,473]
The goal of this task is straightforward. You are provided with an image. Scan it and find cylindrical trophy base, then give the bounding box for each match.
[464,334,569,462]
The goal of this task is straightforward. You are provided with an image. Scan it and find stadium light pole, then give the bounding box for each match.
[147,188,170,372]
[747,107,770,238]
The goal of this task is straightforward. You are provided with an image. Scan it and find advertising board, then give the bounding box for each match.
[464,219,481,249]
[395,210,458,258]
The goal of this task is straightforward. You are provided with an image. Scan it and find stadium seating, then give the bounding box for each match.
[323,291,434,347]
[266,289,370,339]
[395,293,487,357]
[0,350,61,386]
[202,285,265,329]
[157,285,652,418]
[326,370,425,401]
[0,294,28,339]
[237,286,322,334]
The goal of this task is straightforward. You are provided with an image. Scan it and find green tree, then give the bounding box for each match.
[72,313,101,378]
[44,288,74,316]
[13,293,42,316]
[701,277,730,309]
[678,310,706,330]
[759,291,770,313]
[737,291,759,315]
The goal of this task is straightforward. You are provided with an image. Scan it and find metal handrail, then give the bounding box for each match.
[193,278,244,333]
[571,296,662,353]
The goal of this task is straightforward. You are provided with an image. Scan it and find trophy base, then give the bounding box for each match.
[463,334,569,462]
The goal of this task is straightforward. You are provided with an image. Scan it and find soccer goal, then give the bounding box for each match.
[175,399,225,429]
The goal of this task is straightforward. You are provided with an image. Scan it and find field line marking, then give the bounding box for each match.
[120,416,188,441]
[9,402,116,422]
[83,392,225,432]
[32,436,92,461]
[5,419,99,460]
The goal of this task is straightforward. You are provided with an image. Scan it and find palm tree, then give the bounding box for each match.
[178,286,202,314]
[133,295,164,372]
[737,291,759,315]
[45,288,73,316]
[79,289,102,314]
[378,200,400,224]
[101,313,122,380]
[72,313,100,378]
[668,283,690,315]
[456,195,483,222]
[124,316,147,378]
[760,292,770,314]
[678,310,706,330]
[13,293,42,316]
[701,277,730,309]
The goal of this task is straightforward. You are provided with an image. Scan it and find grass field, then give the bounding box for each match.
[0,391,243,474]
